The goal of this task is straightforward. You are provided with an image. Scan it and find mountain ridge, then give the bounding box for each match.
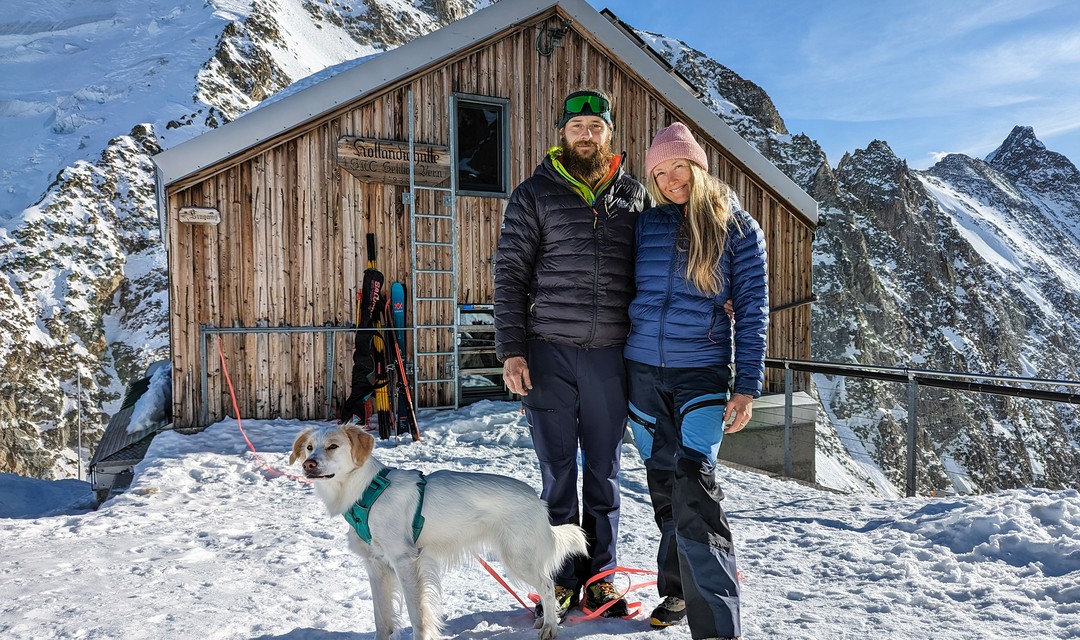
[644,30,1079,494]
[0,0,1076,494]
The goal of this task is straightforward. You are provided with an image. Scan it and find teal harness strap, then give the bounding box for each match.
[343,467,427,544]
[412,473,427,543]
[343,468,391,544]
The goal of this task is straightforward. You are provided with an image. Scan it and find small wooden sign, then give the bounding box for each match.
[178,206,221,225]
[336,136,451,187]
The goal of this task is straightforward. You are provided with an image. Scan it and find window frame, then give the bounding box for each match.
[451,93,511,199]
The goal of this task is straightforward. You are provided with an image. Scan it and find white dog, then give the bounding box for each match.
[290,424,587,640]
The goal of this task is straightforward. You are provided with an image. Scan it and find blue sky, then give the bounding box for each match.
[590,0,1080,169]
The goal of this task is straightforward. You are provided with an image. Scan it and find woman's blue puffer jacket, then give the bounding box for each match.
[624,203,769,397]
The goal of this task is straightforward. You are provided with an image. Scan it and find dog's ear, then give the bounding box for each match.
[289,429,314,465]
[344,424,375,466]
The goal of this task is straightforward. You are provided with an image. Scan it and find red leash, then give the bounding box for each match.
[477,556,535,611]
[577,567,657,619]
[216,337,308,483]
[479,556,657,620]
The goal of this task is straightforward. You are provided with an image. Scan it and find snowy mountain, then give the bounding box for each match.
[633,34,1080,494]
[0,0,490,478]
[1,2,1077,496]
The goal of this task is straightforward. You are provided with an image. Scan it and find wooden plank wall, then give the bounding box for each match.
[166,13,815,429]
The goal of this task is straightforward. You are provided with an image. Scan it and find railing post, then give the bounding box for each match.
[325,329,336,420]
[784,363,793,478]
[77,370,83,481]
[906,373,918,497]
[200,325,210,427]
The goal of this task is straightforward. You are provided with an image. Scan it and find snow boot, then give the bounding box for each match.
[535,585,578,622]
[584,581,629,617]
[649,595,687,628]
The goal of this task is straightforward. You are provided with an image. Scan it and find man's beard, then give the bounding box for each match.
[559,135,613,185]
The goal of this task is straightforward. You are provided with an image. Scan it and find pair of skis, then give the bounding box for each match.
[348,234,419,441]
[386,280,418,440]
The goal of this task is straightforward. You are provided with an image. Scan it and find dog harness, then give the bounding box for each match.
[343,468,427,544]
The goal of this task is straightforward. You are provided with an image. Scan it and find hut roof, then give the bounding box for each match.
[152,0,817,223]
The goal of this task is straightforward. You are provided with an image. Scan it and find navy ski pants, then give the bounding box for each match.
[627,359,741,639]
[523,340,626,589]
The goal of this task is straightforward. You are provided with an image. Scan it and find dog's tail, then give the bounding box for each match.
[547,523,589,577]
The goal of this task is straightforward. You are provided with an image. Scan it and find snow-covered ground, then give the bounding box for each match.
[2,401,1078,639]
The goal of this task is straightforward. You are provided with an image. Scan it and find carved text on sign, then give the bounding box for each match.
[337,137,451,187]
[178,206,221,224]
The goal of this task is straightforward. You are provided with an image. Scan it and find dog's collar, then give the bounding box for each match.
[343,467,427,544]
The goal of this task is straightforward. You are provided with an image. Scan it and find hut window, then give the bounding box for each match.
[453,93,510,197]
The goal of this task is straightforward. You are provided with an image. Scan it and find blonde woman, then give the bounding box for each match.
[624,122,768,640]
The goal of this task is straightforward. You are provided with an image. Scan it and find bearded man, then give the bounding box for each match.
[494,89,647,621]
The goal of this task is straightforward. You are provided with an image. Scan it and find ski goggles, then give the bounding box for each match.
[558,91,612,127]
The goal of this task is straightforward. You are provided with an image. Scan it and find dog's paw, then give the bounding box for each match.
[536,620,559,640]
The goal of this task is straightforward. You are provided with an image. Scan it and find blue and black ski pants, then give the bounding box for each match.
[522,340,626,590]
[627,359,741,639]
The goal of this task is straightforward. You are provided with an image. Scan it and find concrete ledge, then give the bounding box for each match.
[719,391,818,483]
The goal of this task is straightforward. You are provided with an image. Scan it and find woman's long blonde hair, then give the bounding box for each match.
[647,163,738,296]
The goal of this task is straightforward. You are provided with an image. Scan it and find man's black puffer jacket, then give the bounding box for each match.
[495,153,647,361]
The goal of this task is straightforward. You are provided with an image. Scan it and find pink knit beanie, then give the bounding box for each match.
[644,122,709,176]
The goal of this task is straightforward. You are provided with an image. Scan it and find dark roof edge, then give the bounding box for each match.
[152,0,556,187]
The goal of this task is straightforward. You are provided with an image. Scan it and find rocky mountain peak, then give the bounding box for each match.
[924,152,989,186]
[985,125,1044,165]
[985,125,1080,190]
[634,30,787,136]
[834,140,914,206]
[837,140,903,174]
[631,29,831,196]
[705,62,787,136]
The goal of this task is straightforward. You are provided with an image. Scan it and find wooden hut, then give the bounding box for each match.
[152,0,818,430]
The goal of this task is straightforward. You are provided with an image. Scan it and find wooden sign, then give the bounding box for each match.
[337,136,451,187]
[178,206,221,225]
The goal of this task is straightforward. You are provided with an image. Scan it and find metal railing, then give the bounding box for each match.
[766,358,1080,497]
[198,324,414,426]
